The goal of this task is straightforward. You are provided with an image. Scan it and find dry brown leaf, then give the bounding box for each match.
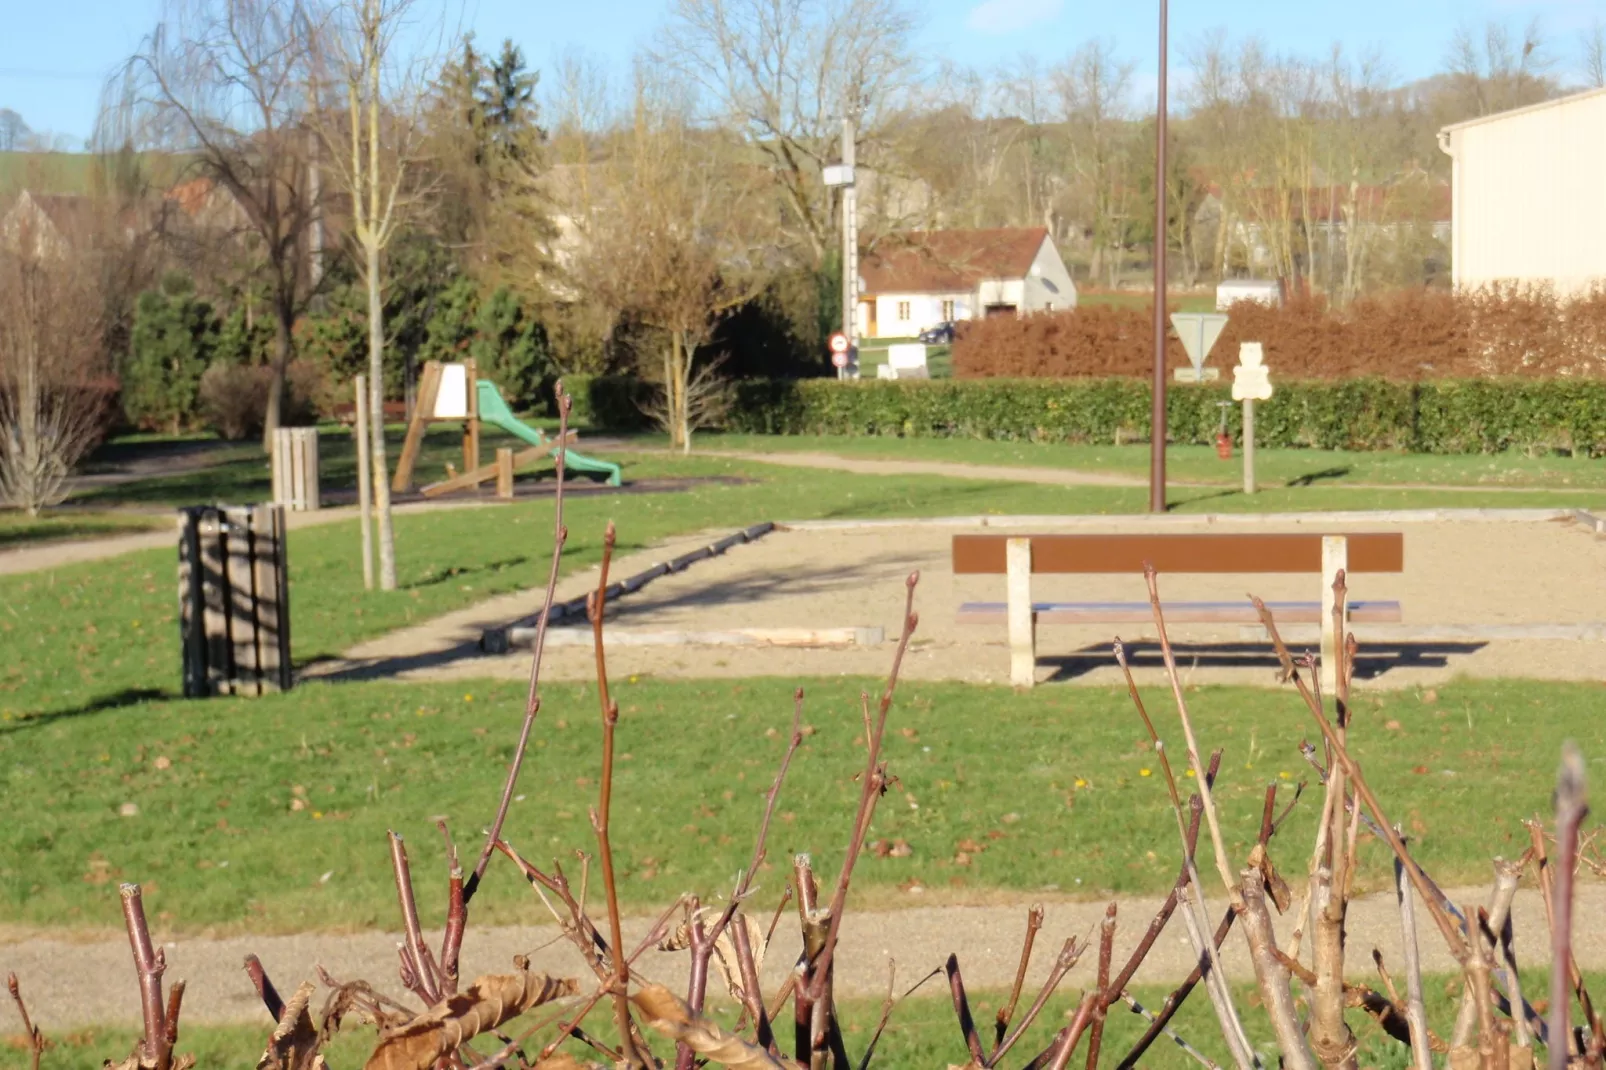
[255,980,327,1070]
[710,914,767,1001]
[364,970,578,1070]
[1247,844,1292,914]
[633,984,794,1070]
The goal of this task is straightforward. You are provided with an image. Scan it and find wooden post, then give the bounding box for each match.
[463,358,480,490]
[224,507,260,695]
[392,360,443,493]
[496,447,514,499]
[249,504,282,692]
[298,429,320,510]
[270,433,288,508]
[177,509,206,698]
[198,509,230,695]
[1006,537,1036,688]
[1320,535,1348,700]
[355,375,374,590]
[1242,398,1256,495]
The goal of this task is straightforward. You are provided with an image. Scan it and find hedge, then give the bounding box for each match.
[723,377,1606,456]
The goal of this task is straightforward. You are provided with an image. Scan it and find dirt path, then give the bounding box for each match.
[321,514,1606,689]
[695,449,1147,487]
[696,448,1606,496]
[0,498,527,578]
[1,885,1597,1027]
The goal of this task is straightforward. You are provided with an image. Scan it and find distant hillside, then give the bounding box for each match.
[0,152,100,195]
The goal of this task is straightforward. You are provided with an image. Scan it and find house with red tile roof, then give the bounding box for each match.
[857,226,1076,339]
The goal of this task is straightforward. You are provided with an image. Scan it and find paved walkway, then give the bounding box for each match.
[1,885,1597,1027]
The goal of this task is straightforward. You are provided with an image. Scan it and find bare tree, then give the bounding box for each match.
[309,0,438,592]
[106,0,323,448]
[1054,40,1135,286]
[1582,19,1606,89]
[656,0,917,268]
[574,76,763,452]
[0,240,111,515]
[1444,18,1556,118]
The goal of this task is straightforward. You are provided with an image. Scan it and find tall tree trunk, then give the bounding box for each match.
[366,241,397,590]
[262,305,293,452]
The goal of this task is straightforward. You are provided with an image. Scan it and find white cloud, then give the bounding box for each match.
[965,0,1064,35]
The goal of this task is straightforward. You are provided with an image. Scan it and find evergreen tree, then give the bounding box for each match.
[123,272,215,434]
[471,287,548,405]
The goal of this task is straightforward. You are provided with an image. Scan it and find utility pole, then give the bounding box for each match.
[1149,0,1170,513]
[841,117,859,379]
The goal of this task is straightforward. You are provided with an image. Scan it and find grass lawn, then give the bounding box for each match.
[34,971,1577,1070]
[854,338,955,378]
[1079,290,1217,314]
[0,510,169,550]
[1,674,1594,932]
[700,433,1606,494]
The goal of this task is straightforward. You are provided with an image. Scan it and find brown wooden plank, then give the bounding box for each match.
[956,600,1402,624]
[272,506,292,690]
[199,509,230,696]
[392,361,443,492]
[420,440,573,498]
[250,505,282,693]
[177,509,207,698]
[224,507,261,696]
[951,532,1404,575]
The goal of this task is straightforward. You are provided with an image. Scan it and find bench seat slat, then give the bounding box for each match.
[956,600,1402,624]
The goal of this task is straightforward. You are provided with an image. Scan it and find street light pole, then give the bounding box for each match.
[1149,0,1169,513]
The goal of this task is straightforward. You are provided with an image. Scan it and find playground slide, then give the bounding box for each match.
[475,380,623,486]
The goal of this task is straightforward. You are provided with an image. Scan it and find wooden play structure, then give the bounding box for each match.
[391,360,621,497]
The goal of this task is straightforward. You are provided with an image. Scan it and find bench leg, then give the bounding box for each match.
[1321,535,1348,699]
[1007,537,1036,688]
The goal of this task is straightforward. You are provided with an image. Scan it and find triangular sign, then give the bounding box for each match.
[1170,312,1229,372]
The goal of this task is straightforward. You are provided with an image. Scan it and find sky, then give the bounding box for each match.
[3,0,1602,146]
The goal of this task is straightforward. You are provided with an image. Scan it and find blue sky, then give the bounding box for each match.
[3,0,1602,145]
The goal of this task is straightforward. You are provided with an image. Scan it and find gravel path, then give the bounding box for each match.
[323,515,1606,689]
[2,885,1598,1027]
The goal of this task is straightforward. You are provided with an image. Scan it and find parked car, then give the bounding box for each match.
[918,321,956,344]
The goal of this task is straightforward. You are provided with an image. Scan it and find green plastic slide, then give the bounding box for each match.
[475,379,622,486]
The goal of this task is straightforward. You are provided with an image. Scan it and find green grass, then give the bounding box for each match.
[701,433,1606,493]
[1,675,1596,932]
[855,339,955,378]
[33,971,1579,1069]
[0,510,169,549]
[1080,291,1218,313]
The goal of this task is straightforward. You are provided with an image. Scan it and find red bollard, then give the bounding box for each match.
[1215,431,1233,459]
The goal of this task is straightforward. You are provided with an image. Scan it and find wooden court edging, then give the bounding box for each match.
[480,522,778,652]
[784,507,1579,532]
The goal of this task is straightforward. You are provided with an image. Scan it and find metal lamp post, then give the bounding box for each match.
[1149,0,1170,513]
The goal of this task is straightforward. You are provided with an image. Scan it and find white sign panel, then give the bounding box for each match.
[822,165,856,187]
[432,362,470,418]
[1170,312,1229,374]
[1231,342,1273,402]
[887,343,928,371]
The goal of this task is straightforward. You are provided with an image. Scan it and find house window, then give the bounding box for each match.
[1045,302,1055,312]
[941,299,955,320]
[897,300,911,321]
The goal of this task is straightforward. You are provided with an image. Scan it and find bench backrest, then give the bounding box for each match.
[952,532,1403,575]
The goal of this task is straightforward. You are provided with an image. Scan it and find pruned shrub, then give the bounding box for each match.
[198,361,319,441]
[953,285,1606,381]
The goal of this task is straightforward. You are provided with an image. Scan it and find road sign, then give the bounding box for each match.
[1231,342,1273,402]
[832,348,849,369]
[1170,312,1229,377]
[829,332,849,354]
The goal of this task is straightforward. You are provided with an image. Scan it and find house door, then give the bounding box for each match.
[984,303,1017,318]
[865,300,877,338]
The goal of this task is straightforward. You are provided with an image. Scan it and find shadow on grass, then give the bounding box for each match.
[1287,466,1352,488]
[1042,639,1487,682]
[2,687,171,733]
[405,557,531,590]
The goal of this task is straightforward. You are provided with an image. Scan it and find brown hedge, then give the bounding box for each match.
[952,287,1606,381]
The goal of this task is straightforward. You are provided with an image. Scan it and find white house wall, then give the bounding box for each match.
[1445,88,1606,294]
[870,293,973,338]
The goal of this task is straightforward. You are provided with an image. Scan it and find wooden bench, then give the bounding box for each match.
[953,532,1405,689]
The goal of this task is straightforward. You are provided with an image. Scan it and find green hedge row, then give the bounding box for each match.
[559,373,1606,455]
[721,377,1606,456]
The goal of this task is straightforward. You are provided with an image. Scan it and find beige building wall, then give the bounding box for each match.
[1441,87,1606,294]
